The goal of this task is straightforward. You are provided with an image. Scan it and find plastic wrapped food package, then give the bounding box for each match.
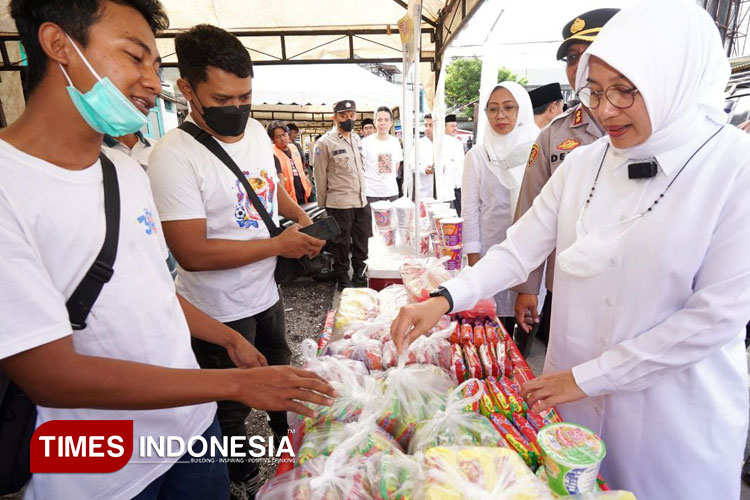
[377,285,409,318]
[366,450,422,500]
[377,362,455,449]
[408,379,509,454]
[257,452,372,500]
[399,258,454,303]
[325,334,384,372]
[458,297,497,320]
[338,316,393,342]
[558,493,636,500]
[419,446,555,500]
[381,321,455,370]
[296,420,403,466]
[333,288,380,335]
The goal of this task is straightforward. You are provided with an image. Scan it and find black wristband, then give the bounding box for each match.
[429,286,454,313]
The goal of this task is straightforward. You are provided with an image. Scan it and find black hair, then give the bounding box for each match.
[361,118,374,127]
[532,100,562,116]
[375,106,393,120]
[267,120,288,140]
[175,24,253,86]
[287,123,299,132]
[424,114,432,120]
[11,0,168,93]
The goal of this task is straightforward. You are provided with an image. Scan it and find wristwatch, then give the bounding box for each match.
[429,286,454,312]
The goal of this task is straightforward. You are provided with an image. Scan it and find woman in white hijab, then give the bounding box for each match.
[461,81,539,329]
[392,1,750,498]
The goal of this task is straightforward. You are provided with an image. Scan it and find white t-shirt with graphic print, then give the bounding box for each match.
[148,117,280,322]
[362,134,403,198]
[0,141,216,500]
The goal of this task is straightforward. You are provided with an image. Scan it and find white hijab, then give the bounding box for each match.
[481,81,539,189]
[576,0,729,160]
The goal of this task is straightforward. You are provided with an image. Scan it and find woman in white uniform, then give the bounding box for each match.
[462,81,540,330]
[391,1,750,498]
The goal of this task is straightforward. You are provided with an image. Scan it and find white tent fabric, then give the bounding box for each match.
[252,64,402,108]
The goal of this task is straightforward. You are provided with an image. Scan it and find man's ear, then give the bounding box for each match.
[38,22,74,66]
[176,78,193,101]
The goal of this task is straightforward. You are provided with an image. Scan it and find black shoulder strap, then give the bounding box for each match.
[178,121,281,236]
[65,153,121,330]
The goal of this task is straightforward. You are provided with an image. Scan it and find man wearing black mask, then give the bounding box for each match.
[148,24,324,500]
[313,100,370,290]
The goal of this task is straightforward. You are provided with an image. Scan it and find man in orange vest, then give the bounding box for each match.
[268,120,312,204]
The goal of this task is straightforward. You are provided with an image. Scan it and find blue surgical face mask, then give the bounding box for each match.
[59,34,148,136]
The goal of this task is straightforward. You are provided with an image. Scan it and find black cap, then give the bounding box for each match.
[445,114,457,123]
[529,83,564,109]
[556,8,620,61]
[361,118,374,127]
[333,100,357,112]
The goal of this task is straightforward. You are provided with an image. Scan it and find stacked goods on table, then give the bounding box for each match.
[266,272,634,498]
[371,200,396,247]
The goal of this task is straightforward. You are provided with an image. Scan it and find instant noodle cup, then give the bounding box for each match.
[440,245,463,270]
[378,228,396,247]
[371,201,394,229]
[537,423,607,496]
[439,217,464,247]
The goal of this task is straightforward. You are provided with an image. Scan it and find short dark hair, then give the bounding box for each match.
[287,123,299,132]
[361,118,374,127]
[267,120,288,140]
[532,100,562,116]
[11,0,168,93]
[175,24,253,86]
[375,106,393,120]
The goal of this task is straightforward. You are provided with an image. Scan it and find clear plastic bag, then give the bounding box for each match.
[381,321,455,370]
[325,333,384,372]
[458,297,497,319]
[558,493,636,500]
[399,258,454,303]
[418,446,555,500]
[376,361,456,449]
[338,315,393,343]
[365,450,422,500]
[296,419,403,466]
[377,284,409,318]
[333,288,380,335]
[408,379,508,454]
[257,451,372,500]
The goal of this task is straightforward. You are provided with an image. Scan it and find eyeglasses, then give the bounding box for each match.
[485,104,519,117]
[561,50,585,68]
[577,85,641,110]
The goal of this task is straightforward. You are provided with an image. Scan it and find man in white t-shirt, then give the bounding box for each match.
[147,25,325,499]
[0,4,333,500]
[362,106,403,203]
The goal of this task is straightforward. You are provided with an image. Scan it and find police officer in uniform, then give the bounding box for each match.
[512,8,619,347]
[313,99,371,290]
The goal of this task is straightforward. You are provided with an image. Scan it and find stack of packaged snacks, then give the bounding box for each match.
[419,446,554,500]
[408,380,509,454]
[333,288,380,336]
[371,200,396,247]
[438,217,464,270]
[376,363,455,449]
[399,258,453,303]
[393,198,415,246]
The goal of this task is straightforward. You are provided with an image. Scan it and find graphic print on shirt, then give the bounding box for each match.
[137,208,157,235]
[377,153,393,174]
[233,169,276,229]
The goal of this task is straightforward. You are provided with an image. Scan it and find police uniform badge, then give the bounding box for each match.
[527,144,540,168]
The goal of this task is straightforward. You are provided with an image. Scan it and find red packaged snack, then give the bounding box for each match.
[484,322,499,344]
[492,341,506,377]
[484,377,512,418]
[511,412,542,456]
[488,413,540,469]
[512,366,535,387]
[506,337,526,374]
[451,343,468,384]
[459,323,474,345]
[501,375,522,395]
[524,411,547,433]
[463,343,484,380]
[449,322,460,344]
[478,343,500,378]
[461,378,482,413]
[478,380,499,417]
[473,325,487,346]
[538,407,563,425]
[496,376,527,414]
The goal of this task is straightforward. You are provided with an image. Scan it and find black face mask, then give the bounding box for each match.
[339,119,355,133]
[194,94,251,137]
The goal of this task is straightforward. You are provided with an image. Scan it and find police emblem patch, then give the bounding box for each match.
[573,109,583,126]
[557,139,581,151]
[527,144,539,167]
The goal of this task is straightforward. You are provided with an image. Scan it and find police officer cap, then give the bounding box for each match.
[556,8,620,61]
[529,83,564,109]
[334,100,357,112]
[445,114,457,123]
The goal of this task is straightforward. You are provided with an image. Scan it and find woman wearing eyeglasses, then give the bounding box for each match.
[392,1,750,498]
[460,81,540,332]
